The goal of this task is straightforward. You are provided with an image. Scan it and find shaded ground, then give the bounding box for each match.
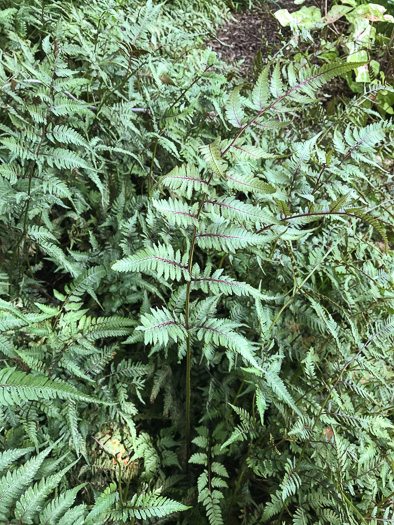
[210,6,286,73]
[209,0,356,102]
[209,0,320,74]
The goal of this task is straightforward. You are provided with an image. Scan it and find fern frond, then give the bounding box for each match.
[264,369,302,416]
[43,148,91,171]
[160,163,208,198]
[64,266,106,304]
[200,488,224,525]
[252,65,270,111]
[221,424,250,448]
[120,491,190,520]
[192,267,261,297]
[195,319,260,368]
[293,507,308,524]
[271,63,285,98]
[226,171,275,195]
[53,504,86,525]
[225,85,245,128]
[201,137,227,179]
[0,447,34,471]
[152,198,198,227]
[295,61,367,95]
[112,244,189,281]
[262,490,284,521]
[47,125,88,147]
[0,446,53,517]
[14,462,76,524]
[196,225,267,252]
[39,484,86,525]
[232,142,282,160]
[0,368,111,406]
[85,483,118,523]
[280,458,302,500]
[27,226,57,243]
[204,197,278,225]
[137,308,187,346]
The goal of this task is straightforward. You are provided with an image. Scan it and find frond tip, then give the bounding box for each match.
[160,163,208,198]
[191,267,262,297]
[200,137,228,179]
[0,368,111,406]
[121,492,191,520]
[137,308,187,346]
[112,244,190,281]
[195,319,261,369]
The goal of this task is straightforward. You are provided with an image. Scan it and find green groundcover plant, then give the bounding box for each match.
[0,0,393,523]
[274,0,394,115]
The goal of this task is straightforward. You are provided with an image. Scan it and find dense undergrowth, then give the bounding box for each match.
[0,0,393,523]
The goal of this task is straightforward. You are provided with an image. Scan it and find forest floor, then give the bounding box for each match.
[209,5,284,73]
[209,0,354,101]
[209,0,323,74]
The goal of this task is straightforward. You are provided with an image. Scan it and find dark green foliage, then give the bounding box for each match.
[0,0,393,523]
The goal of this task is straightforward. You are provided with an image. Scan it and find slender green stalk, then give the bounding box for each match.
[184,174,214,465]
[147,138,158,198]
[185,305,192,465]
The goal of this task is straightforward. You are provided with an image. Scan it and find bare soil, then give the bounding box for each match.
[209,5,286,73]
[208,0,324,74]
